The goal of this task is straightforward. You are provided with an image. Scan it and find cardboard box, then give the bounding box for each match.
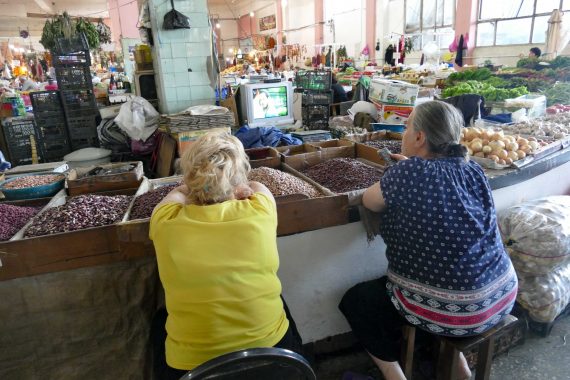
[67,161,144,196]
[220,97,239,128]
[246,147,281,169]
[372,101,414,124]
[174,127,231,154]
[370,79,419,105]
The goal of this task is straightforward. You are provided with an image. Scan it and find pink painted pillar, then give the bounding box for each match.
[366,0,376,61]
[315,0,324,52]
[453,0,478,65]
[276,0,284,50]
[108,0,140,43]
[108,0,121,44]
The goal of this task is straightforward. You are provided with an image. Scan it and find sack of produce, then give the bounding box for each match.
[517,262,570,323]
[499,196,570,274]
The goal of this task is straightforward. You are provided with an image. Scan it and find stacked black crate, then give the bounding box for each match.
[30,91,71,162]
[296,70,333,130]
[53,34,100,151]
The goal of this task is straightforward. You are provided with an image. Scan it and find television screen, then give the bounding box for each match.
[252,86,288,120]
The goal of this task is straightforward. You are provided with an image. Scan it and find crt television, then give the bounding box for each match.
[239,81,294,128]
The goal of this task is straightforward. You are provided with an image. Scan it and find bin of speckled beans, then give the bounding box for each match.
[302,158,385,193]
[362,139,402,153]
[3,174,64,189]
[129,183,181,220]
[0,204,41,241]
[248,167,323,198]
[24,194,132,237]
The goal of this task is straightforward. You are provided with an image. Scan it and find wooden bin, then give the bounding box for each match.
[0,188,140,281]
[342,131,403,165]
[246,147,281,169]
[283,147,386,206]
[66,161,144,196]
[117,171,349,241]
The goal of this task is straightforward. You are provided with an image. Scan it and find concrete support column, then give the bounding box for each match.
[454,0,479,65]
[315,0,324,50]
[366,0,377,61]
[276,0,284,51]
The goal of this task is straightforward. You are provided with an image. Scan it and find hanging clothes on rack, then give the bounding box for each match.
[325,47,332,67]
[398,36,406,64]
[385,45,394,66]
[455,34,465,67]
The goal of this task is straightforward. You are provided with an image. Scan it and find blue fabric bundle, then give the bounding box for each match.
[235,125,302,149]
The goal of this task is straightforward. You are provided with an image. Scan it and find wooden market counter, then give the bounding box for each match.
[1,149,570,379]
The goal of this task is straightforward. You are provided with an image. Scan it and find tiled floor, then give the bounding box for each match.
[313,316,570,380]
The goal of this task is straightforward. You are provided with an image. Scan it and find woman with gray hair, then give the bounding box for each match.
[339,101,517,380]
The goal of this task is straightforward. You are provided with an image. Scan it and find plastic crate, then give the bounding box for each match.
[302,104,330,122]
[66,113,100,150]
[55,66,93,90]
[42,137,72,162]
[54,33,90,54]
[52,50,91,67]
[30,91,63,114]
[61,89,97,110]
[295,70,332,91]
[2,117,42,166]
[302,91,333,105]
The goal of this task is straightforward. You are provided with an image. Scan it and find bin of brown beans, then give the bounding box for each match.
[0,174,65,200]
[248,167,322,198]
[0,204,41,241]
[24,194,132,237]
[302,158,384,193]
[129,183,181,220]
[363,139,402,153]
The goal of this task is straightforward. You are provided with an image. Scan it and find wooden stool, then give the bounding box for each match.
[400,315,518,380]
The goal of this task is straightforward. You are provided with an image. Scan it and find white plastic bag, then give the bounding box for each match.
[114,97,159,142]
[499,196,570,274]
[517,262,570,323]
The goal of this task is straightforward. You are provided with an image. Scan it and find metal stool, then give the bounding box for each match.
[178,347,316,380]
[401,315,518,380]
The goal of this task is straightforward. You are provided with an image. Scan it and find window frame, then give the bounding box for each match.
[404,0,456,49]
[476,0,564,46]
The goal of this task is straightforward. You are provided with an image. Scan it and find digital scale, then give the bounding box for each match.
[291,130,332,142]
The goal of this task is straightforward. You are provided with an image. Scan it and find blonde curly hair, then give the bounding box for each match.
[181,132,251,205]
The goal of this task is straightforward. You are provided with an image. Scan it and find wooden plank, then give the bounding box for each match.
[276,195,349,236]
[0,226,120,281]
[67,161,144,196]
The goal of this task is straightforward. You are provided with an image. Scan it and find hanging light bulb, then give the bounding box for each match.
[229,48,234,53]
[9,44,14,50]
[216,22,221,29]
[250,11,255,17]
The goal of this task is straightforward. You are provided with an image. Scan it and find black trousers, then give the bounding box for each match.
[150,297,303,380]
[339,276,432,362]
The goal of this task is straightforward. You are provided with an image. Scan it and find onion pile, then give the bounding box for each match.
[460,127,543,165]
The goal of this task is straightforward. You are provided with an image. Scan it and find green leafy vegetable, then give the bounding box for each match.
[442,80,529,101]
[545,83,570,106]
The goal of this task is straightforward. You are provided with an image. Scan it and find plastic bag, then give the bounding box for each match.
[499,196,570,275]
[114,97,159,142]
[517,262,570,323]
[0,149,11,171]
[163,0,191,30]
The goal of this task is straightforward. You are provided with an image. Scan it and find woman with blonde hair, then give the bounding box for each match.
[150,132,302,379]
